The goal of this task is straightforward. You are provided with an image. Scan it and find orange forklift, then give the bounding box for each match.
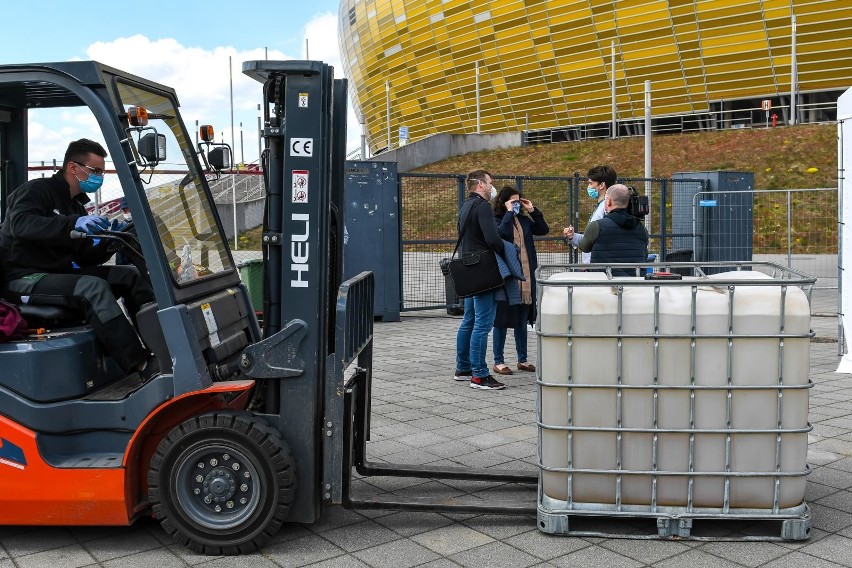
[0,60,535,555]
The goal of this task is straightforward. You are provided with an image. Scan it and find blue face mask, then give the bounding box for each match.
[78,173,104,193]
[587,185,599,199]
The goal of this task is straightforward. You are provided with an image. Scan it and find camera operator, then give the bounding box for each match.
[577,184,649,276]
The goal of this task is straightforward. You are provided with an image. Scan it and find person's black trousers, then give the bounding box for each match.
[6,265,155,372]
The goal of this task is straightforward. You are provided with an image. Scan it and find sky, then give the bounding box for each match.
[2,0,355,165]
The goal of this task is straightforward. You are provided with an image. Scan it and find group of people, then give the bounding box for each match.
[453,165,649,391]
[0,138,645,393]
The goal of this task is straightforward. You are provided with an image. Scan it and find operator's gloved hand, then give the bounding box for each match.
[74,214,110,235]
[109,218,129,232]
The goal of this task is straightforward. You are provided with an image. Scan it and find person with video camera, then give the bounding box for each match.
[575,184,649,276]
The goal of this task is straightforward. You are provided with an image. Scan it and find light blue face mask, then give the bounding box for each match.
[75,171,104,193]
[587,185,598,199]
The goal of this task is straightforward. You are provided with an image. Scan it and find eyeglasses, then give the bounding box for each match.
[74,161,106,177]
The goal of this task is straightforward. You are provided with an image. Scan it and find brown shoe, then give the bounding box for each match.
[517,362,536,372]
[492,364,513,375]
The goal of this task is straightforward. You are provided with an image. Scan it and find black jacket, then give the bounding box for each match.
[586,208,648,275]
[0,173,113,280]
[457,193,503,256]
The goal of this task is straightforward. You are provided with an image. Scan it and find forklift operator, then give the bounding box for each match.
[0,139,155,374]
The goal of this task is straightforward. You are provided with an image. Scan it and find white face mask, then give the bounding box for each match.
[490,187,497,200]
[122,212,133,222]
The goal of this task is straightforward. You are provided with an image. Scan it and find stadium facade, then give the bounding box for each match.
[338,0,852,153]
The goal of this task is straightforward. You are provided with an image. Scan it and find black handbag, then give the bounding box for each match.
[443,200,504,298]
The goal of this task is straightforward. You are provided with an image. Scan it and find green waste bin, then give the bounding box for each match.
[238,259,264,313]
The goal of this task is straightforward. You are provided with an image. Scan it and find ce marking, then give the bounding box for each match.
[290,137,314,157]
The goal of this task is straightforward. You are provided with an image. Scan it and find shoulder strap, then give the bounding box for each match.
[451,198,482,258]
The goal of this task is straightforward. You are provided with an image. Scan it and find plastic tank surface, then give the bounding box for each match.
[538,266,812,514]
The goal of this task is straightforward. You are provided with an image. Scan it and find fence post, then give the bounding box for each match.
[516,176,524,196]
[457,175,466,211]
[786,190,793,267]
[659,179,668,261]
[570,173,581,263]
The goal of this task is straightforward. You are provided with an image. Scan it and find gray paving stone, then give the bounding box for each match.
[352,538,440,568]
[505,530,592,560]
[396,431,452,448]
[100,547,187,568]
[761,550,846,568]
[417,559,463,568]
[452,449,516,469]
[461,515,536,540]
[320,520,400,553]
[648,548,743,568]
[805,480,842,502]
[1,528,76,557]
[597,538,690,564]
[810,503,852,533]
[300,556,371,568]
[410,525,494,556]
[817,490,852,513]
[696,541,788,567]
[261,533,344,567]
[163,543,223,566]
[421,439,481,459]
[82,529,164,562]
[196,553,280,567]
[826,458,852,472]
[809,465,852,489]
[361,475,430,492]
[365,439,411,457]
[373,511,455,536]
[449,540,540,568]
[14,544,96,568]
[550,543,644,568]
[798,534,852,566]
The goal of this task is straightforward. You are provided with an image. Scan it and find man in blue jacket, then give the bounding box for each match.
[578,184,649,276]
[453,170,507,390]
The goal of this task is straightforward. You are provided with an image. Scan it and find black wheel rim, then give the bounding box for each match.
[173,443,263,531]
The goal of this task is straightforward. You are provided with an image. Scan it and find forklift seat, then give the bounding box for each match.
[17,303,85,328]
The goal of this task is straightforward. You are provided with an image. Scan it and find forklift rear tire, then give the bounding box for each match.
[147,411,296,555]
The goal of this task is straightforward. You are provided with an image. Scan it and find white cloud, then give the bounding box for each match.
[26,13,367,165]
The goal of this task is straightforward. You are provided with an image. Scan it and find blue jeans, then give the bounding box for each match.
[493,303,531,365]
[455,290,497,378]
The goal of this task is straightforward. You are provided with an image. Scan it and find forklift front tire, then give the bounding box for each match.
[147,411,296,555]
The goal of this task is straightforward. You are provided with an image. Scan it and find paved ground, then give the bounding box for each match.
[1,290,850,567]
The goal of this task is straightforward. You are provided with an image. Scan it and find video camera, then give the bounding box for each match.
[627,186,649,219]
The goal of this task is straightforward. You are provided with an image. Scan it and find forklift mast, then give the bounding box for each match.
[242,61,348,523]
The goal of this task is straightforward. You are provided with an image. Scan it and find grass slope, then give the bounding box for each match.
[413,123,837,190]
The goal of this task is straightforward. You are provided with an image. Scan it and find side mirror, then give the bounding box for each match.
[139,132,167,166]
[208,146,231,171]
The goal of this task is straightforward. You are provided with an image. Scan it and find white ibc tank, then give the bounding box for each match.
[539,271,810,510]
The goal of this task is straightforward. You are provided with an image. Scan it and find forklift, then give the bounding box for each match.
[0,60,535,555]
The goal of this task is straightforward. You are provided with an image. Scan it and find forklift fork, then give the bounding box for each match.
[329,272,536,515]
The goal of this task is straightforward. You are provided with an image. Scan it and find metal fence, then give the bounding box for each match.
[22,164,839,311]
[397,173,838,312]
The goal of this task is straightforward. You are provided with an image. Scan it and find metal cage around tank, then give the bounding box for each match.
[534,261,816,541]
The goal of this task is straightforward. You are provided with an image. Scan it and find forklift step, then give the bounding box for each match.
[82,372,147,401]
[50,453,124,468]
